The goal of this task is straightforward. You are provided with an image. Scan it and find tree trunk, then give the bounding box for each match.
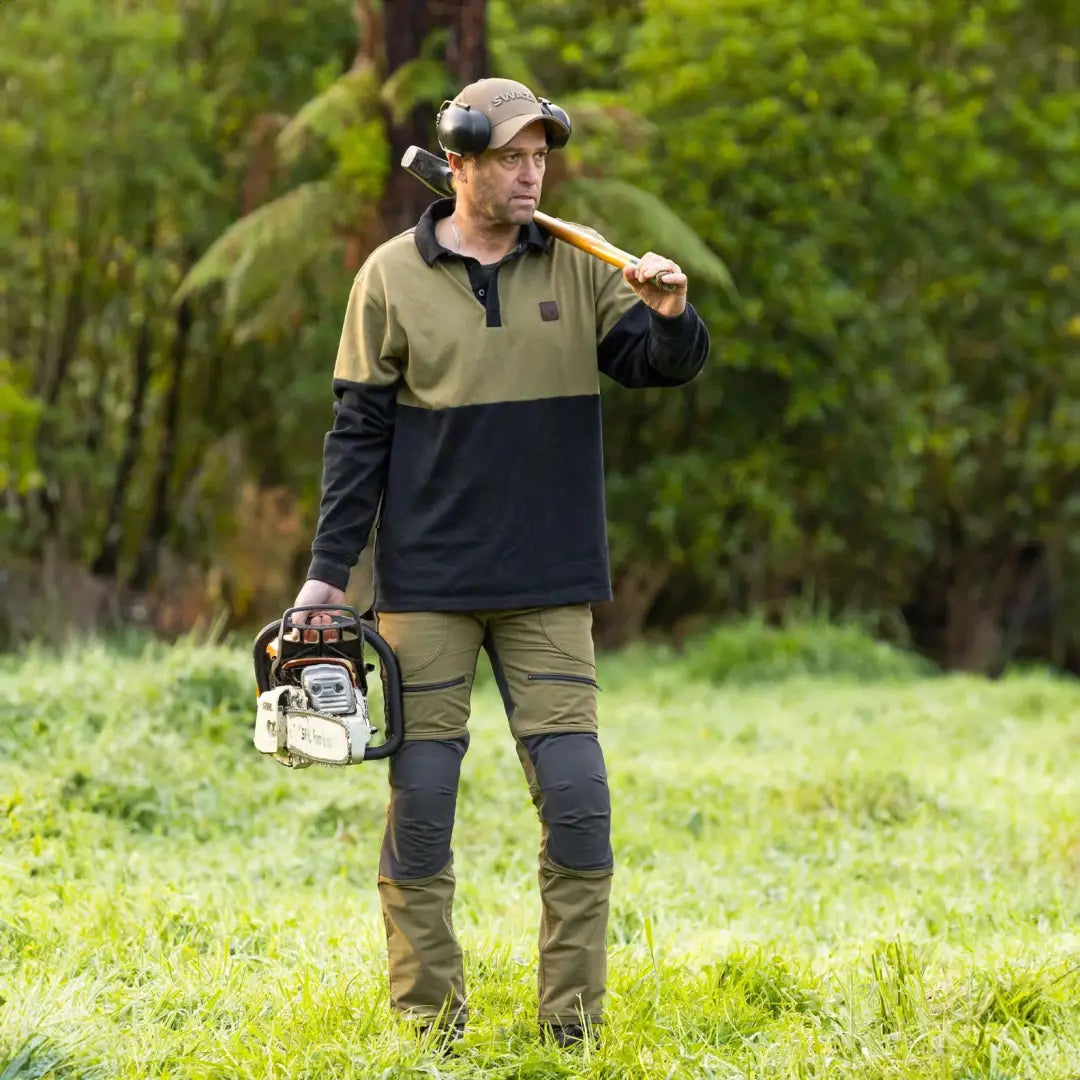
[30,189,93,540]
[591,562,671,649]
[378,0,488,239]
[438,0,488,83]
[92,308,154,578]
[130,299,193,592]
[943,555,1023,675]
[37,188,91,408]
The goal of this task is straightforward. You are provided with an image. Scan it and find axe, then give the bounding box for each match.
[401,145,677,289]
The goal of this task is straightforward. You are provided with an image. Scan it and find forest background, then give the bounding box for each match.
[2,0,1078,674]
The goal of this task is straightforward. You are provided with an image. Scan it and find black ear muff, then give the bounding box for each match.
[539,99,572,149]
[436,101,491,155]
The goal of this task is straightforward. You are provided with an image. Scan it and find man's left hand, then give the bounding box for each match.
[623,252,687,318]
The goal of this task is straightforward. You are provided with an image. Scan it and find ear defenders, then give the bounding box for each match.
[436,97,572,156]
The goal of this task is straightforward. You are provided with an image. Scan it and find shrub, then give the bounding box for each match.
[682,616,935,685]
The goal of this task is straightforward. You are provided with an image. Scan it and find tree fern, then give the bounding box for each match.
[175,181,346,327]
[380,57,455,125]
[276,68,383,166]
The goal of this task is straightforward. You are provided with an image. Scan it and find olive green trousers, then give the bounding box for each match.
[375,605,614,1028]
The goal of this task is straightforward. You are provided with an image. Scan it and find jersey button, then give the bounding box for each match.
[478,289,485,297]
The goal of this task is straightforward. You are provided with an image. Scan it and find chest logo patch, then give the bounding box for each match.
[539,300,560,322]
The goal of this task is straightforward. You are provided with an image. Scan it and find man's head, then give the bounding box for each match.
[437,78,571,229]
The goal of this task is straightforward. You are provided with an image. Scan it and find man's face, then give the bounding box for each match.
[461,121,548,226]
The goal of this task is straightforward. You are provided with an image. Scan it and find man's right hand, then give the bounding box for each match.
[292,578,347,638]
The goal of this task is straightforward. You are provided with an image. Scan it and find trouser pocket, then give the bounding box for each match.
[484,606,599,737]
[403,675,468,694]
[376,612,485,739]
[527,673,599,690]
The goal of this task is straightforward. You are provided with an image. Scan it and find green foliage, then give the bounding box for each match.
[6,0,1080,673]
[502,0,1080,668]
[175,180,345,331]
[380,57,457,124]
[682,615,935,684]
[276,66,383,166]
[0,0,354,585]
[0,364,42,495]
[332,118,391,204]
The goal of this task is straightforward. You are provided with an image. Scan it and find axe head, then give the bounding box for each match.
[401,146,455,198]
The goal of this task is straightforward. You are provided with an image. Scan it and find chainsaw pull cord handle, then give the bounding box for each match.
[360,622,405,759]
[253,621,280,695]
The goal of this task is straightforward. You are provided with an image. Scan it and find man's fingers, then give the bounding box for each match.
[626,253,685,290]
[304,609,344,643]
[653,270,686,287]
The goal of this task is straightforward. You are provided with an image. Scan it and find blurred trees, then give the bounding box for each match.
[503,0,1080,670]
[1,0,359,636]
[2,0,1078,673]
[601,0,1080,670]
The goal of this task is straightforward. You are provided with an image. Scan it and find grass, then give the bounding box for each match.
[2,625,1080,1077]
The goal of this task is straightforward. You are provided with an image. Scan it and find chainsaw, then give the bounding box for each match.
[252,605,403,768]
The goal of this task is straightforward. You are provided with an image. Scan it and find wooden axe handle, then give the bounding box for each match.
[400,145,667,282]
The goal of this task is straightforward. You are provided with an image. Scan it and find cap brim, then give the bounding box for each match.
[488,112,570,149]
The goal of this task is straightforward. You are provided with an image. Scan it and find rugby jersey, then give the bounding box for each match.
[307,197,709,610]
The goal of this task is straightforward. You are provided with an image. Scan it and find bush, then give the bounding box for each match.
[682,616,936,685]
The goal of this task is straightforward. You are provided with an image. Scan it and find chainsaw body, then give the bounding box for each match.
[252,605,404,768]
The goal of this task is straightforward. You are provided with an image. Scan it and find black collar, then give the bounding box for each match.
[414,198,551,266]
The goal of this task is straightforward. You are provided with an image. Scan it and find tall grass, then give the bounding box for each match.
[2,624,1079,1077]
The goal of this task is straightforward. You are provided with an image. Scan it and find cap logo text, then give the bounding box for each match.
[490,90,536,107]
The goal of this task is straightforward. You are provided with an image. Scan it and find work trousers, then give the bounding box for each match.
[374,605,614,1029]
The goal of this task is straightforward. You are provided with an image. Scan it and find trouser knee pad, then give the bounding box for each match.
[519,731,613,872]
[381,737,468,880]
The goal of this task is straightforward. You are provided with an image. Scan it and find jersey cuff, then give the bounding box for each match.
[649,307,692,338]
[307,555,351,591]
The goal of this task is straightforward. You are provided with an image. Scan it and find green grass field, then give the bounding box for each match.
[2,626,1080,1078]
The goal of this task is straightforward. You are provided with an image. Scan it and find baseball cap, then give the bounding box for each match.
[450,78,570,149]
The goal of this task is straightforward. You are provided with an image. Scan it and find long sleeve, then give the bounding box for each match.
[592,259,710,388]
[307,260,404,589]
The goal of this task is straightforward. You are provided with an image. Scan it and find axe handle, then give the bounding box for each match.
[533,212,638,270]
[400,145,663,281]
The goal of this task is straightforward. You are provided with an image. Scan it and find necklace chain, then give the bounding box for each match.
[450,216,463,253]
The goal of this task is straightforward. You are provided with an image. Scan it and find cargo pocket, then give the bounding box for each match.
[403,675,468,694]
[376,612,449,679]
[511,669,599,737]
[527,673,600,691]
[539,605,596,668]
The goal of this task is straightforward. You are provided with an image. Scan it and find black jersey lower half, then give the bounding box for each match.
[372,394,613,612]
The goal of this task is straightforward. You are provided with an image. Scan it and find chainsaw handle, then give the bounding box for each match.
[361,623,405,759]
[280,604,361,631]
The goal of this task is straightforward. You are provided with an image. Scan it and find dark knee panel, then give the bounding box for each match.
[519,732,613,871]
[380,737,467,880]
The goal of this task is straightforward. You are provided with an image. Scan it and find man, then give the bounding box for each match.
[293,77,709,1045]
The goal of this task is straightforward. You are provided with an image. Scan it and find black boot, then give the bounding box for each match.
[416,1018,465,1055]
[542,1021,601,1048]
